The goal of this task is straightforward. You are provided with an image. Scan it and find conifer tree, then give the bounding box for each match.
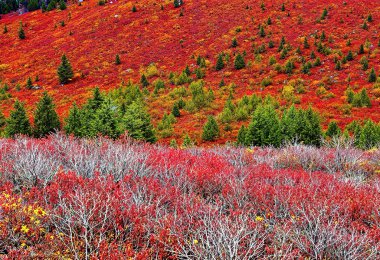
[174,0,182,8]
[303,37,309,49]
[171,102,180,117]
[359,88,371,107]
[3,24,8,34]
[0,109,6,135]
[33,92,61,137]
[88,87,104,111]
[5,100,31,138]
[122,101,156,143]
[140,74,149,87]
[358,44,364,54]
[245,104,282,147]
[325,121,341,138]
[27,0,39,11]
[231,38,238,48]
[58,0,66,10]
[26,77,33,89]
[182,133,193,147]
[236,125,247,145]
[368,68,377,83]
[115,54,121,65]
[64,103,83,137]
[299,107,322,146]
[92,98,121,139]
[234,53,245,70]
[215,54,224,71]
[202,116,219,141]
[358,120,380,149]
[18,22,25,39]
[57,54,73,84]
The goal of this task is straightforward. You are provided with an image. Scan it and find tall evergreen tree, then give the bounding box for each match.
[171,102,180,117]
[358,120,380,149]
[57,54,74,84]
[140,74,149,87]
[122,101,156,143]
[92,98,121,139]
[245,104,282,147]
[236,125,247,145]
[58,0,66,10]
[298,107,322,146]
[202,116,219,141]
[5,100,31,138]
[27,0,39,11]
[64,103,83,137]
[26,77,33,89]
[33,92,61,137]
[88,87,104,111]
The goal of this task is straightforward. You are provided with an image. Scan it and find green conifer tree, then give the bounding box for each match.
[5,100,31,138]
[33,92,61,137]
[57,54,74,84]
[234,53,245,70]
[64,103,83,137]
[215,54,224,71]
[202,116,219,141]
[325,121,341,138]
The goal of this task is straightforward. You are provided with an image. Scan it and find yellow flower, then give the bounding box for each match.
[255,216,264,222]
[193,239,199,245]
[21,243,26,248]
[21,225,30,233]
[50,235,54,240]
[3,193,10,199]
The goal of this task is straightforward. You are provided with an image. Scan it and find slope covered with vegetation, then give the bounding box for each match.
[0,0,379,145]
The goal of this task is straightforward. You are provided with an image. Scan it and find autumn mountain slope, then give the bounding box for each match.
[0,0,379,144]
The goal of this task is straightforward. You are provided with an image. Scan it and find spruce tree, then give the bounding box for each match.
[3,24,8,34]
[33,92,61,137]
[358,44,364,54]
[358,120,380,149]
[245,104,282,147]
[57,54,74,84]
[92,98,121,139]
[171,102,180,117]
[27,0,39,11]
[5,100,31,138]
[236,125,247,146]
[18,22,25,39]
[0,109,6,135]
[360,88,371,107]
[215,54,224,71]
[88,86,104,111]
[115,54,121,65]
[234,53,245,70]
[174,0,182,8]
[182,133,193,147]
[26,77,33,89]
[231,38,238,48]
[325,121,341,138]
[64,103,83,137]
[140,74,149,87]
[202,116,219,141]
[368,68,377,82]
[122,101,156,143]
[299,107,322,146]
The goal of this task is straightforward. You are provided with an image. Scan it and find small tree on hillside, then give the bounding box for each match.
[234,53,245,70]
[215,54,224,71]
[368,68,377,83]
[174,0,182,8]
[18,22,25,39]
[202,116,219,141]
[57,54,74,84]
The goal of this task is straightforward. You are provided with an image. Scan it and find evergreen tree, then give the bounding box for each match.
[280,105,301,143]
[259,25,265,37]
[358,44,364,54]
[281,3,285,11]
[26,77,33,89]
[362,21,368,30]
[202,116,219,141]
[182,133,193,147]
[64,103,83,137]
[47,0,57,11]
[88,87,104,111]
[335,60,342,70]
[299,107,322,146]
[57,54,74,84]
[171,102,180,117]
[245,104,282,147]
[27,0,39,11]
[215,54,224,71]
[122,101,156,143]
[358,120,380,149]
[5,100,31,138]
[0,110,6,136]
[3,24,8,34]
[234,53,245,70]
[359,88,371,107]
[346,50,353,61]
[303,37,309,49]
[115,54,121,65]
[33,92,61,137]
[325,121,341,138]
[41,2,46,12]
[236,125,246,145]
[231,38,238,47]
[174,0,182,8]
[58,0,66,10]
[321,8,328,20]
[169,139,178,148]
[92,98,121,139]
[140,74,149,87]
[18,22,25,39]
[368,68,377,83]
[132,5,137,12]
[346,87,354,104]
